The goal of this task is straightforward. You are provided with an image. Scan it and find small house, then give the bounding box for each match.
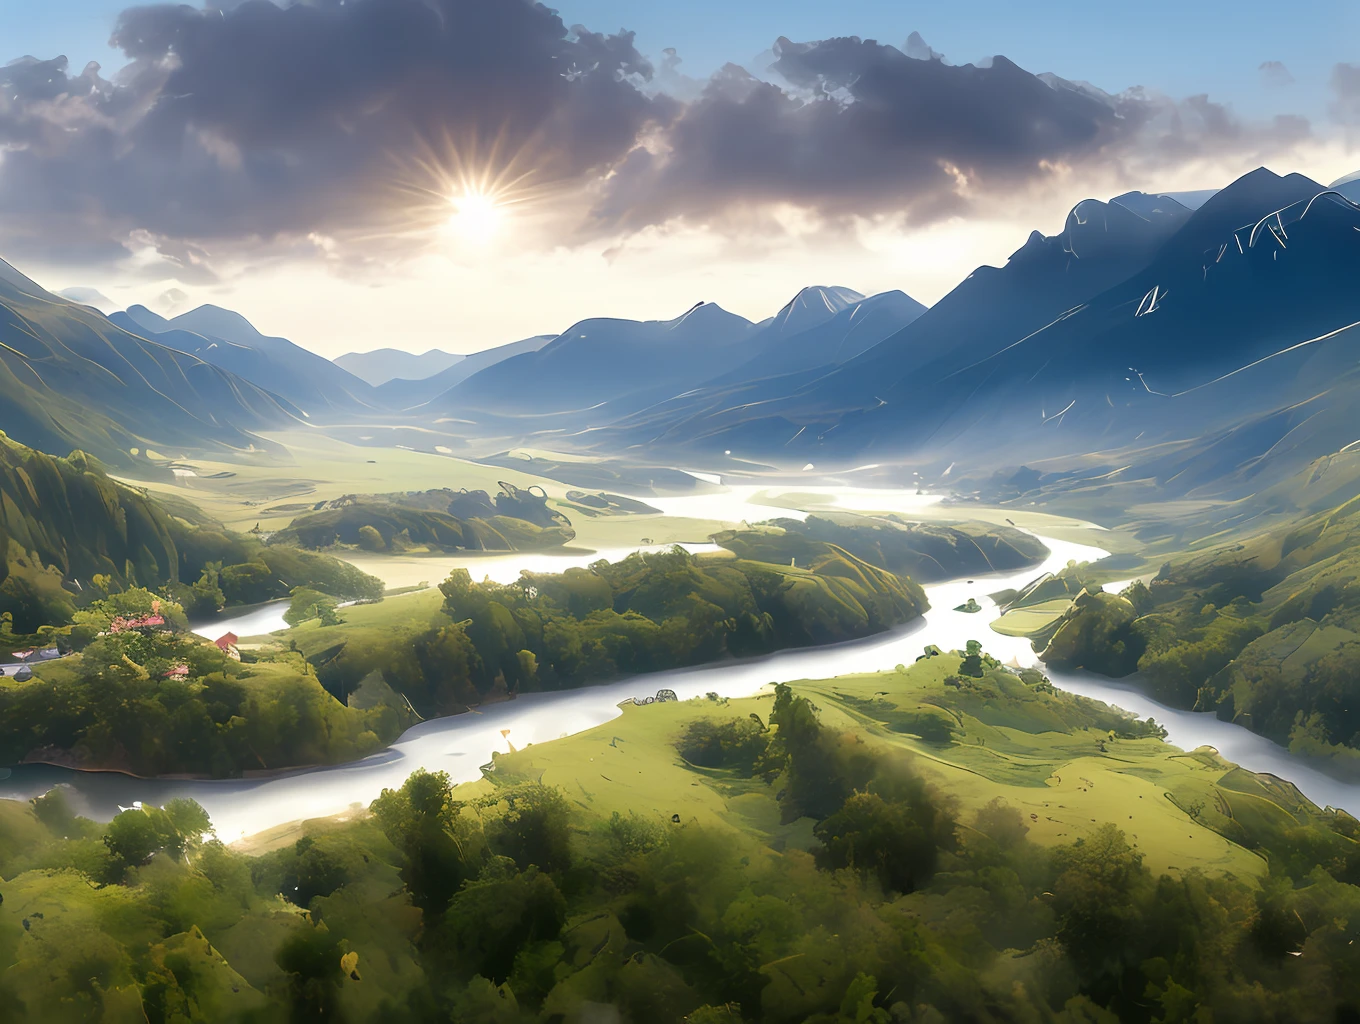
[164,664,190,680]
[215,633,241,661]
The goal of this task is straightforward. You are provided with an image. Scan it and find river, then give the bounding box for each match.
[4,487,1357,842]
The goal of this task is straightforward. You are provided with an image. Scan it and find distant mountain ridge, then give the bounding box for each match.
[335,348,465,386]
[111,304,381,419]
[374,334,558,410]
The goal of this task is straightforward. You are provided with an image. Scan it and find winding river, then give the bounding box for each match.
[3,486,1357,843]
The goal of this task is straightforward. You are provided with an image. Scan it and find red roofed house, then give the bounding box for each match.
[215,633,241,661]
[164,664,190,680]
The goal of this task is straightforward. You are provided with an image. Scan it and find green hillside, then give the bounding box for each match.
[269,484,577,553]
[0,264,298,468]
[712,512,1049,581]
[5,654,1360,1021]
[284,542,926,718]
[1037,495,1360,772]
[0,432,380,631]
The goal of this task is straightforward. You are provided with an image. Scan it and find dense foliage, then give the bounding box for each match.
[269,484,576,553]
[711,512,1048,582]
[0,605,402,776]
[8,682,1360,1021]
[0,433,381,631]
[1040,500,1360,769]
[310,545,926,717]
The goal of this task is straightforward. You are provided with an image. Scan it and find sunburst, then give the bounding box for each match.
[373,129,553,252]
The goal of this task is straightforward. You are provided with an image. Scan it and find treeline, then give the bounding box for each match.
[712,512,1049,582]
[311,545,926,716]
[8,685,1360,1020]
[0,592,403,776]
[0,432,381,631]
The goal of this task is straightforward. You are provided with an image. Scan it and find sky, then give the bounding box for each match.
[4,0,1360,355]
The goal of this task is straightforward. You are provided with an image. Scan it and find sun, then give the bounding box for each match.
[447,190,503,245]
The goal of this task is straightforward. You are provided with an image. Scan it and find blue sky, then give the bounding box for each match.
[9,0,1359,124]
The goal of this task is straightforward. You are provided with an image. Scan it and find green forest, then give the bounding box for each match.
[301,543,925,719]
[6,652,1360,1022]
[0,539,925,776]
[1037,497,1360,773]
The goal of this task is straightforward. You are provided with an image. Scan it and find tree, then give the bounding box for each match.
[284,587,341,627]
[371,769,484,913]
[189,561,226,616]
[960,640,985,677]
[358,525,386,552]
[103,799,213,876]
[813,791,945,895]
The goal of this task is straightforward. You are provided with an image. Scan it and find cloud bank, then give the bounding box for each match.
[0,0,1326,278]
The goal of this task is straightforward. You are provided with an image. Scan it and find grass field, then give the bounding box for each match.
[297,654,1274,881]
[990,599,1075,637]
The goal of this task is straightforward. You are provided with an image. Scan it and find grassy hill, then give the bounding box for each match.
[6,650,1360,1020]
[268,484,578,553]
[712,512,1049,581]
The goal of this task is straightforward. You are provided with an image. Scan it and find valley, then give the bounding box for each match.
[6,90,1360,1019]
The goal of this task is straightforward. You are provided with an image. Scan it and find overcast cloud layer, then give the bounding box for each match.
[0,0,1341,280]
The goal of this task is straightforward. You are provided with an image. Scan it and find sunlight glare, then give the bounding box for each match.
[448,191,503,244]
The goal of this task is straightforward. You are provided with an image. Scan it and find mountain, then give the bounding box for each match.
[597,188,1197,455]
[648,167,1360,504]
[0,259,301,468]
[1330,170,1360,203]
[334,348,465,386]
[708,287,927,385]
[374,334,557,410]
[437,303,757,414]
[111,304,381,419]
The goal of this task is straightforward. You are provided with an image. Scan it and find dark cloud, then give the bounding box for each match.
[0,0,666,272]
[0,8,1316,273]
[588,36,1308,233]
[1259,60,1294,88]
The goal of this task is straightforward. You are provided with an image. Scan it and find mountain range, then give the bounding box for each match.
[4,163,1360,513]
[110,304,383,419]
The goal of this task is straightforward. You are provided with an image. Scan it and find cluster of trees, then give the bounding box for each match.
[711,513,1049,582]
[0,599,403,776]
[0,433,382,631]
[313,545,926,717]
[10,686,1360,1020]
[1040,541,1360,765]
[268,483,576,554]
